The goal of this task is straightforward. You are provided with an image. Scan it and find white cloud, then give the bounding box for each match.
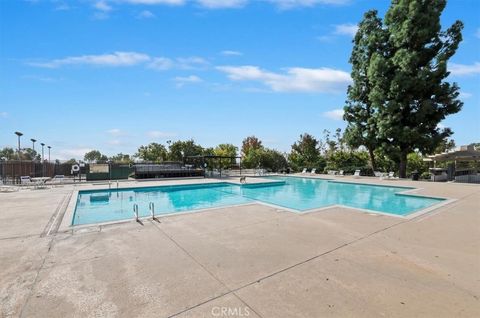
[148,56,208,71]
[174,75,203,87]
[147,131,178,138]
[437,123,446,129]
[221,50,243,56]
[316,35,333,42]
[107,140,122,145]
[94,0,112,11]
[21,75,59,82]
[30,52,151,68]
[87,0,349,10]
[333,23,358,36]
[217,65,351,93]
[196,0,247,9]
[28,52,210,72]
[93,11,110,20]
[137,10,155,18]
[176,56,209,69]
[120,0,185,4]
[266,0,350,9]
[0,112,7,118]
[148,57,174,70]
[54,3,71,11]
[459,92,472,99]
[106,128,125,136]
[323,109,344,120]
[449,62,480,76]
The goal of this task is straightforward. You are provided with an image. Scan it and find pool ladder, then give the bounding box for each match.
[149,202,155,219]
[133,204,139,222]
[108,180,119,189]
[132,202,156,223]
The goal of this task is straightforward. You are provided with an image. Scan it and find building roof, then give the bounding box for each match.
[425,145,480,162]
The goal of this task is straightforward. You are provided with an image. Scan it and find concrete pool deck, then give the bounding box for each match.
[0,175,479,317]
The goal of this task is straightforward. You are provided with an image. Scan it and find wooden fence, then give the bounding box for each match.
[0,160,74,184]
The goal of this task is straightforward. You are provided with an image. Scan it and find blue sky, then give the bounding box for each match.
[0,0,479,159]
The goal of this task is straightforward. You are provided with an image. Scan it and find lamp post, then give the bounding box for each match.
[31,139,37,161]
[40,143,45,177]
[47,146,51,162]
[30,138,37,151]
[14,131,23,152]
[40,143,45,162]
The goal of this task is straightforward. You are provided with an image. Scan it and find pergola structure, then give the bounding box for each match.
[424,145,480,183]
[424,145,480,166]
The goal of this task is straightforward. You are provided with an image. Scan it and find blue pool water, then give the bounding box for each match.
[73,177,444,225]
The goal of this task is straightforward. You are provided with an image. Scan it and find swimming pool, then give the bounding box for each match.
[72,176,445,225]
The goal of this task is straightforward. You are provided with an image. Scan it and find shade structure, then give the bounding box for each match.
[425,145,480,162]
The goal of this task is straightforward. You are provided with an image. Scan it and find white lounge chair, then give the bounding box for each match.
[20,176,33,188]
[374,171,385,178]
[353,170,361,178]
[301,168,307,174]
[311,168,316,174]
[338,170,344,177]
[0,180,19,192]
[386,171,398,180]
[51,175,65,186]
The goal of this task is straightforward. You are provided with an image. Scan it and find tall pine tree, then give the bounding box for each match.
[345,0,463,178]
[381,0,463,178]
[344,10,387,171]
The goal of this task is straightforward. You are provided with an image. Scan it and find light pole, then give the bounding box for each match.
[14,131,23,152]
[40,143,45,162]
[41,143,45,177]
[47,146,51,162]
[31,139,37,160]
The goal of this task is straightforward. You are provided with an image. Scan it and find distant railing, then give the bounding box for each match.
[455,174,480,184]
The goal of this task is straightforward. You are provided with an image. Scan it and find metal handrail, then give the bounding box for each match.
[149,202,155,219]
[133,203,139,221]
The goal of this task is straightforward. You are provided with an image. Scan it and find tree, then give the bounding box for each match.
[64,158,78,165]
[323,129,345,154]
[407,151,429,176]
[288,133,321,171]
[344,0,464,178]
[202,147,215,156]
[214,143,238,169]
[470,142,480,151]
[23,148,40,161]
[110,153,132,163]
[259,149,288,172]
[433,138,456,154]
[241,136,265,169]
[168,139,204,162]
[84,150,107,163]
[376,0,464,178]
[242,148,263,169]
[135,143,168,162]
[241,136,263,157]
[0,147,15,160]
[0,147,39,161]
[325,150,369,174]
[343,10,387,170]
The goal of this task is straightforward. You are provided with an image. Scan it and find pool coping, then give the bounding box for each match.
[59,176,456,231]
[59,179,285,231]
